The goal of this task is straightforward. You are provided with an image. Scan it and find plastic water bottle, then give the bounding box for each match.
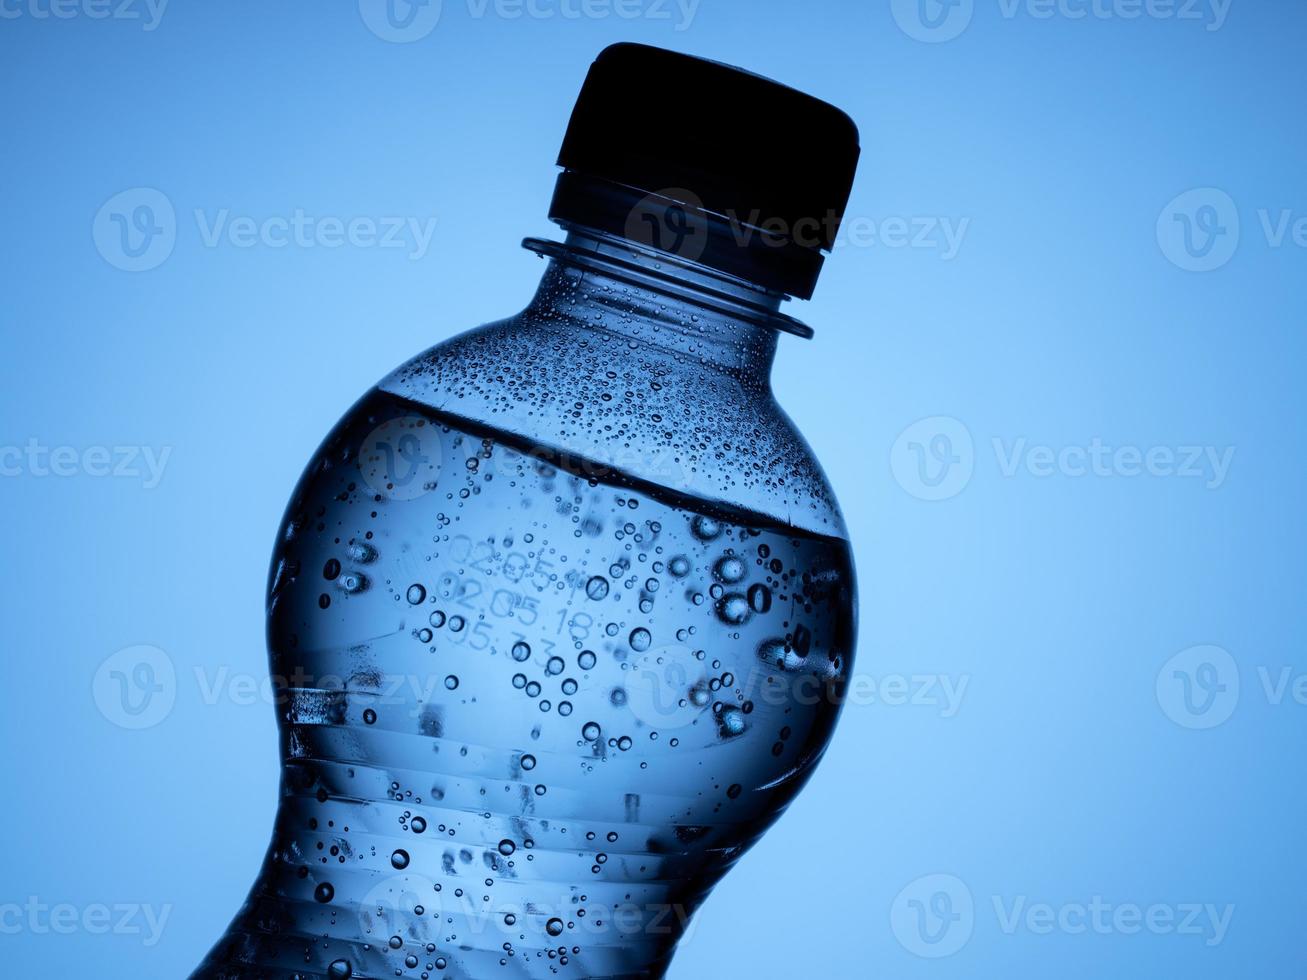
[193,42,860,980]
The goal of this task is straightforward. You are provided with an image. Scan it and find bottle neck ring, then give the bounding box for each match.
[522,229,815,340]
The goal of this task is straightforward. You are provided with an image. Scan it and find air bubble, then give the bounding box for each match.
[713,555,747,584]
[691,515,723,541]
[716,594,750,625]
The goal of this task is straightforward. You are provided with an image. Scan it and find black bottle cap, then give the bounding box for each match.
[549,43,861,300]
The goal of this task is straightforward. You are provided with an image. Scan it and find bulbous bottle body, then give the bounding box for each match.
[193,240,856,979]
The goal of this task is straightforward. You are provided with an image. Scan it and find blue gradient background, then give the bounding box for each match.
[2,1,1304,976]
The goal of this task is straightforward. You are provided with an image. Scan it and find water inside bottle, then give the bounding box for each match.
[197,388,855,978]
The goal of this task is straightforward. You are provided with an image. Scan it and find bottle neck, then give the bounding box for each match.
[522,227,811,380]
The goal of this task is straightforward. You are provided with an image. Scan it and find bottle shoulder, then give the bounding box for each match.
[377,314,847,539]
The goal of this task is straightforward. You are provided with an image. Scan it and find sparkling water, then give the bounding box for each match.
[192,389,855,979]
